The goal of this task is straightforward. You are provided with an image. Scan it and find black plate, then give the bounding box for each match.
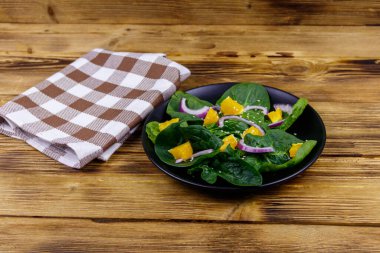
[142,82,326,192]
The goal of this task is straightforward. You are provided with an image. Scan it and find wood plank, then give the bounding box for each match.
[1,56,380,104]
[1,217,380,252]
[0,156,380,225]
[0,24,380,58]
[1,57,380,104]
[1,0,380,25]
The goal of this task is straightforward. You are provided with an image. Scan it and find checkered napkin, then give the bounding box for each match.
[0,48,190,168]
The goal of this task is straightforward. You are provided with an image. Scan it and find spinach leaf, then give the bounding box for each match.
[265,151,291,165]
[244,140,317,173]
[242,110,266,128]
[189,157,262,186]
[211,157,263,186]
[146,121,160,143]
[166,91,212,122]
[244,134,273,148]
[188,164,218,184]
[180,125,222,151]
[155,123,220,167]
[205,123,229,138]
[244,129,305,168]
[155,123,184,165]
[216,83,270,109]
[279,98,308,130]
[206,120,248,139]
[266,129,303,152]
[224,145,245,159]
[222,120,248,138]
[199,165,219,184]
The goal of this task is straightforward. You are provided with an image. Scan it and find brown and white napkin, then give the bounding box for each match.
[0,48,190,168]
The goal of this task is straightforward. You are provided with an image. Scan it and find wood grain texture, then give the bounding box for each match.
[0,155,379,225]
[1,24,380,57]
[0,22,379,252]
[1,218,380,252]
[0,25,378,225]
[1,0,380,25]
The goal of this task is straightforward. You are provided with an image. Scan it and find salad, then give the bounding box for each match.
[146,83,317,186]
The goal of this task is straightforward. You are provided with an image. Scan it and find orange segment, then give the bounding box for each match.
[220,96,244,116]
[289,143,303,158]
[242,126,264,137]
[268,108,283,123]
[158,118,180,131]
[168,141,193,161]
[220,134,238,152]
[203,108,219,125]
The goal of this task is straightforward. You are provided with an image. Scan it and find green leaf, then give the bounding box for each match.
[188,164,219,184]
[200,165,218,184]
[189,157,263,186]
[243,129,307,169]
[205,123,229,138]
[224,145,245,159]
[244,140,317,173]
[166,91,213,122]
[265,151,291,165]
[211,158,263,186]
[279,98,308,130]
[242,110,266,128]
[180,125,222,151]
[266,129,303,152]
[221,120,248,138]
[155,123,221,167]
[244,134,274,148]
[145,121,160,143]
[216,82,270,108]
[205,120,249,139]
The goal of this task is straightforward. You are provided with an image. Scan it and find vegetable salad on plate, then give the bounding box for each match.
[146,83,317,186]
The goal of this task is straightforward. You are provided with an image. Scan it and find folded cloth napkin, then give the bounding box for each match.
[0,48,190,168]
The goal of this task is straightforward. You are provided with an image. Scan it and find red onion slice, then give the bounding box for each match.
[274,104,293,114]
[268,119,284,128]
[179,98,210,119]
[237,139,274,153]
[218,116,265,135]
[243,105,268,115]
[175,149,214,163]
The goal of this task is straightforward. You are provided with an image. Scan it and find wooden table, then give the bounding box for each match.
[1,1,380,252]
